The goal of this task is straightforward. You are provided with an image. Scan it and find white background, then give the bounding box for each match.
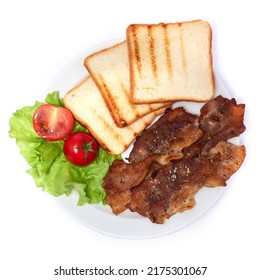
[1,0,259,279]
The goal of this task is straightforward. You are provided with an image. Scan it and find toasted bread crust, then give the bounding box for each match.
[84,42,127,127]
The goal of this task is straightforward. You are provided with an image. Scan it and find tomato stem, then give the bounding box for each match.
[75,136,97,160]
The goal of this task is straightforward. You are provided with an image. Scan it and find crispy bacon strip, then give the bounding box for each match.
[104,156,155,214]
[184,95,246,158]
[128,142,246,223]
[129,107,203,164]
[103,96,246,223]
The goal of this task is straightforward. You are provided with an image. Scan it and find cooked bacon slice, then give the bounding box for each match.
[128,142,246,223]
[104,156,156,192]
[105,189,131,215]
[200,96,245,143]
[184,95,246,158]
[204,141,247,187]
[104,156,156,214]
[129,107,203,164]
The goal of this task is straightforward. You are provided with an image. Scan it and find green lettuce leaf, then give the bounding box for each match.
[9,92,121,205]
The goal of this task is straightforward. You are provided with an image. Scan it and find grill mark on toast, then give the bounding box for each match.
[98,74,126,127]
[148,25,158,80]
[90,107,127,148]
[162,24,173,80]
[178,24,188,77]
[119,81,143,120]
[119,79,160,120]
[119,81,137,112]
[132,26,142,75]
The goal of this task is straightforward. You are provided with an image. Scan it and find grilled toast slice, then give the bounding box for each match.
[127,20,214,103]
[64,76,166,155]
[84,41,170,127]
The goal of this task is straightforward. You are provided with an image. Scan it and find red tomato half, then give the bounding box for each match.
[64,132,99,166]
[33,104,74,141]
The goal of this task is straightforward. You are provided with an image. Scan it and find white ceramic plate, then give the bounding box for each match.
[48,40,235,239]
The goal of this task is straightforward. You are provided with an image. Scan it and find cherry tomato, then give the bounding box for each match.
[33,104,74,141]
[63,132,99,166]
